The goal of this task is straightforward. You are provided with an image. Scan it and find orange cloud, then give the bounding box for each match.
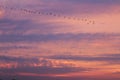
[0,10,4,18]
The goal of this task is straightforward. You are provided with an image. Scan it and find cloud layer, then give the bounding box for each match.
[0,0,120,80]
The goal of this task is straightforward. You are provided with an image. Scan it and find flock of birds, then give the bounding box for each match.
[0,5,95,25]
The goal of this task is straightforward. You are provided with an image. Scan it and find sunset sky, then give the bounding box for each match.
[0,0,120,80]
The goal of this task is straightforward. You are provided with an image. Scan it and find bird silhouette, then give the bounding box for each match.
[0,4,96,25]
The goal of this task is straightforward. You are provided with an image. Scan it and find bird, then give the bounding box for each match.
[0,5,96,25]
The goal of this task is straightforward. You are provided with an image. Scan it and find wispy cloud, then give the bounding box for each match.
[0,0,120,80]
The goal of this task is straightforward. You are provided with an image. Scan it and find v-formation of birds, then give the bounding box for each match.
[0,5,95,25]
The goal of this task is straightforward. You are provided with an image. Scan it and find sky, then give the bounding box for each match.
[0,0,120,80]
